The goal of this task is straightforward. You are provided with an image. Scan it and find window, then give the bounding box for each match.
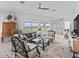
[0,19,2,32]
[24,22,31,27]
[51,18,64,35]
[0,22,2,32]
[24,20,50,32]
[24,20,40,32]
[24,21,32,32]
[31,22,39,32]
[40,23,50,30]
[40,24,44,27]
[45,24,50,30]
[0,18,2,38]
[45,24,50,26]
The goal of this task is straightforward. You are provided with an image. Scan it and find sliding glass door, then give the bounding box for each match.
[52,18,64,35]
[0,19,2,40]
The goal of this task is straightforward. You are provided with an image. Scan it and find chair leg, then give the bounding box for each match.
[36,47,40,57]
[15,52,17,58]
[72,52,75,58]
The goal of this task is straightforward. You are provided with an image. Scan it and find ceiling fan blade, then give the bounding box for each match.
[40,8,49,10]
[38,3,49,10]
[20,1,25,4]
[38,7,49,10]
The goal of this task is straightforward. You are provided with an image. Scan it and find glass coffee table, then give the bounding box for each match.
[32,37,49,50]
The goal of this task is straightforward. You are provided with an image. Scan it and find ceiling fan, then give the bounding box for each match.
[20,1,25,4]
[38,3,49,10]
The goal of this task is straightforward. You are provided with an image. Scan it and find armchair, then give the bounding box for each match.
[47,30,55,43]
[11,34,40,58]
[70,38,79,58]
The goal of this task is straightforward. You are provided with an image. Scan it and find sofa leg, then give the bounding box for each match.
[48,41,49,45]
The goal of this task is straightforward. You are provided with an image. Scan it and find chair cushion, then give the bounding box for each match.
[27,43,39,57]
[23,33,33,38]
[21,40,37,51]
[27,43,37,50]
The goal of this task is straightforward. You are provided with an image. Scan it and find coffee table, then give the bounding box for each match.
[32,37,49,50]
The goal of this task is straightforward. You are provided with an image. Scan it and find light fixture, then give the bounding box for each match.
[20,1,25,4]
[38,3,49,10]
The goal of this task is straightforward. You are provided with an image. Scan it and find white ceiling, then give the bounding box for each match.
[0,1,79,22]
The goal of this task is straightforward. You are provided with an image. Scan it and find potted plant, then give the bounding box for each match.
[7,14,13,22]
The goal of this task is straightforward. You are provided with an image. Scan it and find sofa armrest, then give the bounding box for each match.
[72,39,79,52]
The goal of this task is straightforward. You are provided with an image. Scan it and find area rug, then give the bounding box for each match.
[0,41,64,58]
[37,41,64,58]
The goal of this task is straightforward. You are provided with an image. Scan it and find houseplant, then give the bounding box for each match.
[7,14,12,22]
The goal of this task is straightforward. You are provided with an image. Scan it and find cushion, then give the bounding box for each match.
[19,37,37,51]
[23,33,33,38]
[27,43,37,50]
[20,34,28,40]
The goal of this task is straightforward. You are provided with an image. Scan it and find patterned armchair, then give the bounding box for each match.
[47,30,55,43]
[11,34,40,58]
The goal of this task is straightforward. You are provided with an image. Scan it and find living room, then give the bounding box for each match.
[0,1,79,58]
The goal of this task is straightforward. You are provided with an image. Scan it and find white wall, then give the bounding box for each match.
[0,1,78,33]
[12,1,79,33]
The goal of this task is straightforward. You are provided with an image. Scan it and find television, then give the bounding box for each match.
[74,14,79,35]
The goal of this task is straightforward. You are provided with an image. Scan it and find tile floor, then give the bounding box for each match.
[0,34,77,58]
